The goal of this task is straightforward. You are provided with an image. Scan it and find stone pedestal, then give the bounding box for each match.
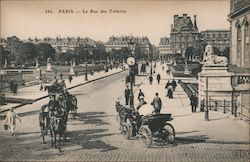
[198,65,233,109]
[69,66,75,76]
[46,63,52,71]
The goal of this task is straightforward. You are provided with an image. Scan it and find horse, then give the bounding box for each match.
[115,100,126,131]
[60,93,78,119]
[49,108,68,152]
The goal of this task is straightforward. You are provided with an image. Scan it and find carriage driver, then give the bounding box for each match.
[48,94,61,117]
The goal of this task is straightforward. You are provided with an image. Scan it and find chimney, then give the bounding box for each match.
[174,15,178,26]
[194,15,198,31]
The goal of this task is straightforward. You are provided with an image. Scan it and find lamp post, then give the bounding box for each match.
[127,38,135,107]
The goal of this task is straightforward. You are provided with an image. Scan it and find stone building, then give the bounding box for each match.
[228,0,250,68]
[228,0,250,120]
[105,36,151,59]
[200,30,230,52]
[170,14,200,58]
[27,37,104,53]
[158,37,172,60]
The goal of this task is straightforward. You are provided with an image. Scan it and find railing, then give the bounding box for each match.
[203,97,250,121]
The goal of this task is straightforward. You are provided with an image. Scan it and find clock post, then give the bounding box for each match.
[126,57,135,108]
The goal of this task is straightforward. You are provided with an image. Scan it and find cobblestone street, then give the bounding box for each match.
[0,70,249,162]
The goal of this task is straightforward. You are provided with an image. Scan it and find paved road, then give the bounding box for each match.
[0,71,249,162]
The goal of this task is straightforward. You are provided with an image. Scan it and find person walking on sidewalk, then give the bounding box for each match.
[137,89,145,101]
[4,107,21,136]
[190,92,198,113]
[13,81,18,95]
[171,79,177,92]
[124,86,130,105]
[68,74,73,84]
[151,92,162,114]
[148,74,153,85]
[60,72,63,80]
[156,73,161,84]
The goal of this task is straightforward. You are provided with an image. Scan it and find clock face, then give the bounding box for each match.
[127,57,135,66]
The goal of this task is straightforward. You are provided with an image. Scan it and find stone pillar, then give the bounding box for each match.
[198,65,233,110]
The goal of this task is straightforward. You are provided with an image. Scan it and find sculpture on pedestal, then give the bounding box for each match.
[46,57,52,71]
[203,45,228,66]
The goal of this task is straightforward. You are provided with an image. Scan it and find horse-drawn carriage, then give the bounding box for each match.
[39,80,78,151]
[115,100,175,148]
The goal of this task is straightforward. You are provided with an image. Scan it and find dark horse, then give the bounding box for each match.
[49,108,68,152]
[60,93,78,119]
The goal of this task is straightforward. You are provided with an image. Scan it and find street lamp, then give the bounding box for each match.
[127,38,135,107]
[127,57,135,108]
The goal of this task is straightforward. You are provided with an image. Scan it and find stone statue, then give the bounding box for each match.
[46,57,52,71]
[203,45,228,66]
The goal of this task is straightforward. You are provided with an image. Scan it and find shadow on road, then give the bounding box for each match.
[67,129,119,152]
[76,112,110,126]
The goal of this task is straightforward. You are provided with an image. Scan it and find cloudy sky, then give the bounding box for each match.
[0,0,230,45]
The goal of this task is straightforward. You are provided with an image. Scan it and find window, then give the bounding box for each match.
[236,22,242,66]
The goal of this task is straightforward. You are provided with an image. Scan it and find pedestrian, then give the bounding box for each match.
[151,92,162,114]
[137,89,145,101]
[13,81,18,95]
[68,75,72,84]
[156,73,161,84]
[162,65,164,71]
[171,79,177,92]
[60,72,63,80]
[4,107,21,136]
[75,71,78,77]
[124,86,130,105]
[125,75,130,86]
[190,92,198,113]
[9,80,14,94]
[148,74,153,85]
[167,88,173,99]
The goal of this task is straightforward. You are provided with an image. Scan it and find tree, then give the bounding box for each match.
[0,45,6,67]
[213,47,221,55]
[36,43,56,62]
[15,43,37,65]
[222,47,230,59]
[185,47,195,60]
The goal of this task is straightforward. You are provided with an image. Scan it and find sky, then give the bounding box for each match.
[0,0,230,45]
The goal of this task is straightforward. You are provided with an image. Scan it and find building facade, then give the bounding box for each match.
[27,37,104,53]
[228,0,250,121]
[105,36,151,59]
[200,30,230,52]
[158,37,172,60]
[170,14,200,58]
[228,0,250,68]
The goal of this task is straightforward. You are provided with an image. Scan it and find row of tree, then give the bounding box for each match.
[0,36,137,67]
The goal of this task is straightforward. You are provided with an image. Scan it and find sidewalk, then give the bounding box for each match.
[133,61,249,143]
[0,65,128,112]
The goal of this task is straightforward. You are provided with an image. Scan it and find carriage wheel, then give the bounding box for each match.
[163,123,175,144]
[139,125,152,147]
[122,122,131,139]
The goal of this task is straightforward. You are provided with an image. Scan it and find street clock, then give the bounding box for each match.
[126,57,135,66]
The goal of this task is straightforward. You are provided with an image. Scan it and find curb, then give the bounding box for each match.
[0,69,128,114]
[175,137,250,144]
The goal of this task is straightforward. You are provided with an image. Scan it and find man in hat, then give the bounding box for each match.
[190,92,198,113]
[124,86,130,105]
[5,107,21,136]
[137,89,145,101]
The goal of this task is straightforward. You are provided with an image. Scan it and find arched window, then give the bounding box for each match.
[236,19,242,66]
[243,16,249,67]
